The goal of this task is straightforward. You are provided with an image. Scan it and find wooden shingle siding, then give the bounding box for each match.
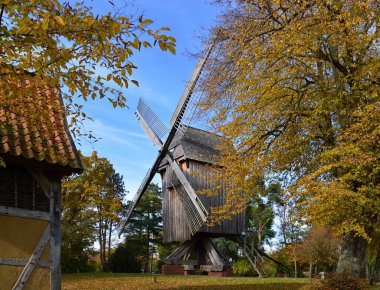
[160,126,244,243]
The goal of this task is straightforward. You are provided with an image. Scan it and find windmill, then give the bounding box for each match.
[118,40,284,277]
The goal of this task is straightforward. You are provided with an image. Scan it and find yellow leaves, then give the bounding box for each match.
[141,19,153,26]
[2,1,176,140]
[197,0,380,239]
[53,15,65,26]
[130,37,141,50]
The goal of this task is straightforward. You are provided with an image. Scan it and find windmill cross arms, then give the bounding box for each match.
[135,98,168,146]
[118,40,216,236]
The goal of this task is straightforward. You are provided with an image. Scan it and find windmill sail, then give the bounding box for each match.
[118,41,215,236]
[135,98,168,146]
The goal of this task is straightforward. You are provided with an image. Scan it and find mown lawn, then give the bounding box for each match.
[62,273,313,290]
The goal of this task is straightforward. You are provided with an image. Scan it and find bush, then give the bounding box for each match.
[109,245,141,273]
[233,259,256,276]
[318,273,369,290]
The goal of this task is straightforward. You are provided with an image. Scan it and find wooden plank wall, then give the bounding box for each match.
[161,167,191,242]
[161,159,245,243]
[186,161,245,236]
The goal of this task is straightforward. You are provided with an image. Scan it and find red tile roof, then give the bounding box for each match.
[0,80,82,173]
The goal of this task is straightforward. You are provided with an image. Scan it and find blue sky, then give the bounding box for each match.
[78,1,221,199]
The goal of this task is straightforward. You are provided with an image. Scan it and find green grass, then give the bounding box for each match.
[62,273,313,290]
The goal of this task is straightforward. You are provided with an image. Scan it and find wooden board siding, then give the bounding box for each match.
[161,159,244,243]
[162,166,191,242]
[186,161,245,236]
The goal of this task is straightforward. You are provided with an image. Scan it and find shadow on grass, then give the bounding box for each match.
[165,283,308,290]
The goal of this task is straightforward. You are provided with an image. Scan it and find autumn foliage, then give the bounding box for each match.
[0,0,175,137]
[200,0,379,241]
[198,0,379,275]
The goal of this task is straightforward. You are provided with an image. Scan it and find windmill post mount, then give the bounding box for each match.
[118,43,272,276]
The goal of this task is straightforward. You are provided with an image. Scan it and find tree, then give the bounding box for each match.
[199,0,379,277]
[61,193,96,273]
[299,226,340,277]
[62,151,126,272]
[245,182,278,250]
[109,239,142,273]
[0,0,175,138]
[123,183,162,273]
[213,237,240,261]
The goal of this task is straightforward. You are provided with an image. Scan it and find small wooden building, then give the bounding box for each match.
[0,83,82,289]
[159,127,244,275]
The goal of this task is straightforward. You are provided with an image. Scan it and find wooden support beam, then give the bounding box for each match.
[12,224,50,290]
[165,239,195,263]
[50,180,61,290]
[0,257,49,268]
[202,236,225,267]
[0,205,50,221]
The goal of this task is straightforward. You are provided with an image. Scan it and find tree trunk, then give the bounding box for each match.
[257,203,263,250]
[293,244,297,278]
[336,232,367,277]
[144,230,150,273]
[309,262,313,278]
[102,223,107,271]
[107,221,112,270]
[98,218,104,272]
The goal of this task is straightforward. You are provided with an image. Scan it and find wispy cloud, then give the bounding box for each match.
[85,119,148,151]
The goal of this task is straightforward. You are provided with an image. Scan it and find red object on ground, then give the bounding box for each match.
[161,264,185,275]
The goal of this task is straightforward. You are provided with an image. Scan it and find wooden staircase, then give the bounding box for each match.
[235,235,266,277]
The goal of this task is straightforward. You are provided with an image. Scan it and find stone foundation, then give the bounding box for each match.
[161,264,185,275]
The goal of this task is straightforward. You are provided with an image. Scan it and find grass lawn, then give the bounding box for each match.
[62,273,314,290]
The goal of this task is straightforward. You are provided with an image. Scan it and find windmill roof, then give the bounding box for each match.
[162,126,222,166]
[0,80,82,174]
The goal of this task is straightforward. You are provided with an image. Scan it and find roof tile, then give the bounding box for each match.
[0,80,82,173]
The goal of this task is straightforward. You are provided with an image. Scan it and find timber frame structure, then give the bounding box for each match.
[0,82,82,289]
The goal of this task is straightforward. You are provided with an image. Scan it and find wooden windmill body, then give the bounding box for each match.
[158,126,244,274]
[159,126,245,244]
[118,43,245,275]
[118,42,280,276]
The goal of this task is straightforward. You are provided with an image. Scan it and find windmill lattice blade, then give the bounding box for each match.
[169,42,215,128]
[137,98,168,140]
[171,181,205,235]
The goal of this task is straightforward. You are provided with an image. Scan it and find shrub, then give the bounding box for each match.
[233,259,255,276]
[318,273,369,290]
